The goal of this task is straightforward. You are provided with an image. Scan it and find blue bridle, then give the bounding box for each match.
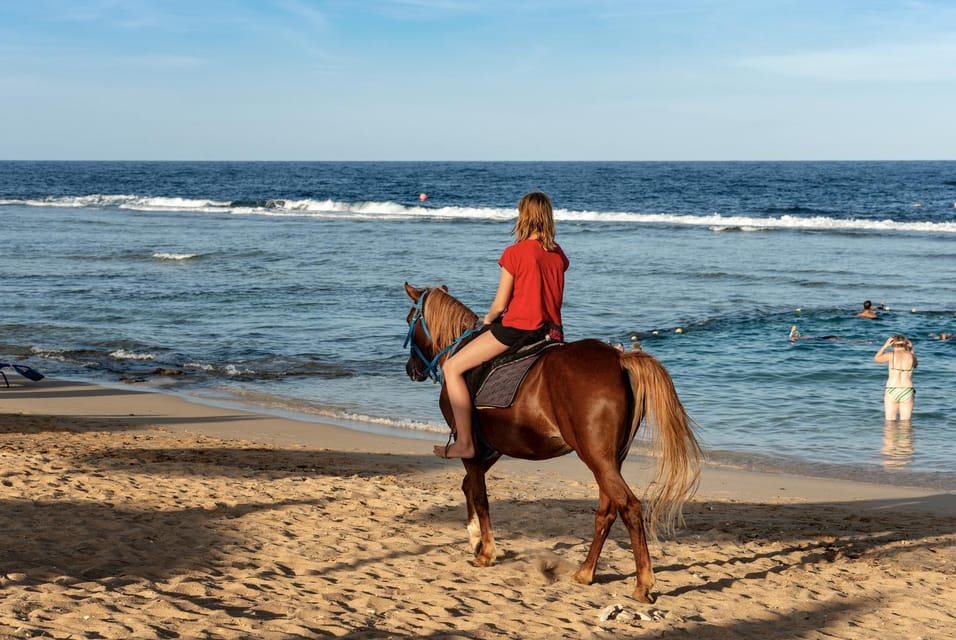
[403,288,483,384]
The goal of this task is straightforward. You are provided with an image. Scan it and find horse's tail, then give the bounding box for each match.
[620,351,701,540]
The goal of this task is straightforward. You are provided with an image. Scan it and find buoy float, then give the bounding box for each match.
[419,192,428,202]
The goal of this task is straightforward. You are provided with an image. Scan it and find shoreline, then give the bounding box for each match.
[3,377,955,638]
[178,385,956,491]
[79,369,956,488]
[4,378,954,513]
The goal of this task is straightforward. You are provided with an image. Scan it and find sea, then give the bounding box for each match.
[2,161,955,489]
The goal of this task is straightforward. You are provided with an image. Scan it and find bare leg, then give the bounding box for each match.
[434,331,509,459]
[898,397,914,421]
[883,390,897,421]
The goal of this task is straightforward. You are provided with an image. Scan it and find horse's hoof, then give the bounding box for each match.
[474,553,495,567]
[571,569,593,586]
[470,539,496,566]
[632,587,656,604]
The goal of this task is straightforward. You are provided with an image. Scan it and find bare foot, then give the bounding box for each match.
[433,441,475,459]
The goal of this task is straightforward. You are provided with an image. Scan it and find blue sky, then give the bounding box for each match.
[2,0,955,160]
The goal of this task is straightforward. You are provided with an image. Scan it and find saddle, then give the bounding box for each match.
[452,327,565,460]
[461,331,564,460]
[466,336,563,409]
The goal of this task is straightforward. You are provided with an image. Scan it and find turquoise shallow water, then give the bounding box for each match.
[2,161,955,487]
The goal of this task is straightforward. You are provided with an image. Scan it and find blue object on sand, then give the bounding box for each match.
[0,362,45,387]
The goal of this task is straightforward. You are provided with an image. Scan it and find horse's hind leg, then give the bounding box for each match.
[461,455,500,566]
[588,469,656,603]
[573,490,616,585]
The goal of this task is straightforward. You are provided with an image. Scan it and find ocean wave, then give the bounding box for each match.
[30,346,102,368]
[152,252,201,261]
[183,361,215,371]
[109,349,156,361]
[120,196,231,211]
[4,194,137,208]
[708,225,766,233]
[4,194,956,234]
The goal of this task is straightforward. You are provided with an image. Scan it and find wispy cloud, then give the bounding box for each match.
[265,0,345,73]
[384,0,478,11]
[738,38,956,83]
[276,0,330,32]
[373,0,483,20]
[52,0,168,30]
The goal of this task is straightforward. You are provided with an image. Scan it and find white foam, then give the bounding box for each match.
[29,347,98,367]
[152,252,199,261]
[21,194,137,208]
[223,364,254,376]
[119,196,232,211]
[109,349,156,361]
[5,194,956,234]
[183,362,215,371]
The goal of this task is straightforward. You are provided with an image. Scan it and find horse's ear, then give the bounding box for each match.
[439,284,448,292]
[404,282,422,302]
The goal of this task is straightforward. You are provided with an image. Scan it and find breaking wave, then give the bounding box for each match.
[4,193,956,234]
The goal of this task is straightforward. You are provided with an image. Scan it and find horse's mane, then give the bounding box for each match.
[425,287,479,358]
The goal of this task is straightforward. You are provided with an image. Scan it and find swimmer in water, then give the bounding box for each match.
[874,335,917,421]
[789,325,844,342]
[856,300,878,319]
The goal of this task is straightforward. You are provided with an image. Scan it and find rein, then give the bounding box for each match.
[403,288,482,384]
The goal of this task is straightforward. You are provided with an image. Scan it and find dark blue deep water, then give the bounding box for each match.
[2,161,955,487]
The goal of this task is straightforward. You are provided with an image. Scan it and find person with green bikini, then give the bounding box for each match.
[873,335,917,421]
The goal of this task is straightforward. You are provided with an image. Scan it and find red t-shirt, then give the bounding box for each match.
[498,239,569,330]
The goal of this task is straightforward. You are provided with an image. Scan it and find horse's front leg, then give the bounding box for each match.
[461,455,500,566]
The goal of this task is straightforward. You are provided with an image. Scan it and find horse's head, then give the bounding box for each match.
[403,282,441,382]
[403,282,479,384]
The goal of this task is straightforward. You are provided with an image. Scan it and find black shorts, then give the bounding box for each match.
[489,322,545,347]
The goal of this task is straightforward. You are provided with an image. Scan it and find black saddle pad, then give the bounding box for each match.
[466,337,564,409]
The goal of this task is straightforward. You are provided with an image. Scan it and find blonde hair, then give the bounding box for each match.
[513,191,557,251]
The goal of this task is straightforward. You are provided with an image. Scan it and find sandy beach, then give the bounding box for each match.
[1,379,953,639]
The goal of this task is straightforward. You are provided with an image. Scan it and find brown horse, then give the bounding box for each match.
[403,283,701,603]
